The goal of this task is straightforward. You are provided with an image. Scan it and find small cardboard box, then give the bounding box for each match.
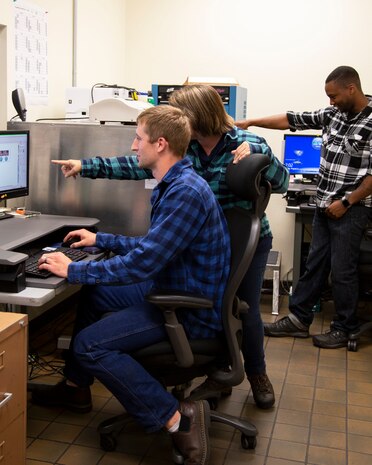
[183,76,239,86]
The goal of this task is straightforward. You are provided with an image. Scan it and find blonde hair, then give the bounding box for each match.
[169,85,234,137]
[137,105,191,157]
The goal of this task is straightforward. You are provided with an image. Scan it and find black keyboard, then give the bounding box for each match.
[25,247,88,279]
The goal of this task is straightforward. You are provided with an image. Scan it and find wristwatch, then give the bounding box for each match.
[341,195,351,208]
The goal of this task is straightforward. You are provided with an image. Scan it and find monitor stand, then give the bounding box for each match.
[301,174,318,184]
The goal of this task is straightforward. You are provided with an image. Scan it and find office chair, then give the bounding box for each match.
[98,153,272,455]
[347,224,372,351]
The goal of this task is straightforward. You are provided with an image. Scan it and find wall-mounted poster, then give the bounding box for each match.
[14,0,48,105]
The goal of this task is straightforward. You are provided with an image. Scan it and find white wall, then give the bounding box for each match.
[1,0,127,122]
[124,0,372,279]
[1,0,371,279]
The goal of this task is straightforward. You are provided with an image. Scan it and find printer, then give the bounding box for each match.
[89,98,153,124]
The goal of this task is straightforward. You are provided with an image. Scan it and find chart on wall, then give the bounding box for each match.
[13,0,48,105]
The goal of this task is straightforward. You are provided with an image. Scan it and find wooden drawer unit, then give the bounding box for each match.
[0,313,28,465]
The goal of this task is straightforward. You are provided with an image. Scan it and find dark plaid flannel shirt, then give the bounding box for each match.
[287,96,372,208]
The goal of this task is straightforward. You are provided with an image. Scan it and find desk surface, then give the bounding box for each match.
[0,214,100,306]
[0,214,99,251]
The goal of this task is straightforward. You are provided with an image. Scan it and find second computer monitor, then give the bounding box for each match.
[283,133,322,181]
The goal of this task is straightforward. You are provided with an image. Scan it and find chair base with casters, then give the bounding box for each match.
[97,332,258,452]
[348,320,372,352]
[96,153,272,457]
[98,399,257,453]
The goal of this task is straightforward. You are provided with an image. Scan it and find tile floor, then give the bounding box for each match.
[26,294,372,465]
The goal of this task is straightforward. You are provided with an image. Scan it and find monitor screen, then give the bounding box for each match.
[0,130,29,201]
[283,133,322,178]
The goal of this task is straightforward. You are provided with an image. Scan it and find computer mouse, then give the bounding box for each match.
[61,237,81,248]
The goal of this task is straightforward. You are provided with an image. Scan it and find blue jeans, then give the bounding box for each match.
[64,236,272,425]
[290,206,371,332]
[238,235,272,376]
[64,281,179,432]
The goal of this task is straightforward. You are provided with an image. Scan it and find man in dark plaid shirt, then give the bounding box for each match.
[33,106,230,464]
[237,66,372,349]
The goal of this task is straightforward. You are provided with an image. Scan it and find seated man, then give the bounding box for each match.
[32,105,230,465]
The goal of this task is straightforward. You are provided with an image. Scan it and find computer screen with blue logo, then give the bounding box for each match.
[283,134,322,181]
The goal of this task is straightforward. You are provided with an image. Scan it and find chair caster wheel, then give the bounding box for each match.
[172,446,184,464]
[221,386,233,397]
[347,339,358,352]
[206,397,219,410]
[100,433,117,451]
[241,433,257,450]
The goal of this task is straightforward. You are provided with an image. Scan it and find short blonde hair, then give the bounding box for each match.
[169,85,234,137]
[137,105,191,157]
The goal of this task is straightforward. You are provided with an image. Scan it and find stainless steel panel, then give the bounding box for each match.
[7,122,152,236]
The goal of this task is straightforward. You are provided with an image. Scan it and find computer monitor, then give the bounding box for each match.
[0,130,30,201]
[283,133,322,181]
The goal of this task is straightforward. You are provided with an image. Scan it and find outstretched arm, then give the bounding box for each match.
[235,114,290,130]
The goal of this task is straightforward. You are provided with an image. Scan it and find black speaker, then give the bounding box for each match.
[12,88,27,121]
[0,250,27,293]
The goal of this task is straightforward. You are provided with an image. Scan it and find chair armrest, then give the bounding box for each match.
[146,291,213,368]
[146,290,213,309]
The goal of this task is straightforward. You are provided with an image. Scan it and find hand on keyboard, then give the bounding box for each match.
[26,247,88,279]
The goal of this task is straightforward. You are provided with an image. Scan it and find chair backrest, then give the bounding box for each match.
[225,153,272,218]
[210,153,271,386]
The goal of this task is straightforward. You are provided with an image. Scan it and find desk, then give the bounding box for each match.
[286,204,315,290]
[0,214,99,309]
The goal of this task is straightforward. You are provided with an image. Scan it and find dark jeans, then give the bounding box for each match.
[290,205,371,332]
[64,281,179,432]
[238,235,272,376]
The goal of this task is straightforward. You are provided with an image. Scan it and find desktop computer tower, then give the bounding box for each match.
[151,84,247,120]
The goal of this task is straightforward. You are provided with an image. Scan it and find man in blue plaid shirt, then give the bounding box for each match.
[33,105,230,465]
[237,66,372,349]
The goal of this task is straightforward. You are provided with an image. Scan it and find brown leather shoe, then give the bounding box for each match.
[171,400,210,465]
[31,379,92,413]
[248,372,275,409]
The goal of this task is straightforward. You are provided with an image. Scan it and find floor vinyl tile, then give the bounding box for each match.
[311,413,346,433]
[38,422,84,443]
[312,399,346,418]
[268,438,307,462]
[309,428,346,449]
[348,450,372,465]
[348,433,372,454]
[272,422,309,444]
[348,418,372,437]
[26,294,372,464]
[307,444,347,465]
[348,404,372,421]
[26,439,69,463]
[281,383,315,400]
[314,387,347,403]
